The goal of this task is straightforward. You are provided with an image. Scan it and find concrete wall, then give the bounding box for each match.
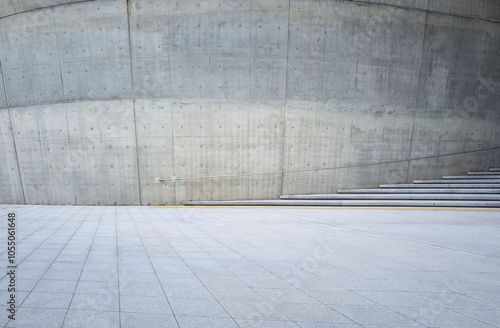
[0,0,499,205]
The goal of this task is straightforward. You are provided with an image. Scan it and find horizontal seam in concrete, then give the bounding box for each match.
[155,146,500,182]
[0,0,97,20]
[341,0,500,24]
[0,61,26,204]
[150,206,500,212]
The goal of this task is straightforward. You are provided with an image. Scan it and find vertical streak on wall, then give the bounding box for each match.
[0,61,26,204]
[53,15,77,204]
[279,0,292,196]
[126,0,142,205]
[406,4,430,183]
[168,51,176,205]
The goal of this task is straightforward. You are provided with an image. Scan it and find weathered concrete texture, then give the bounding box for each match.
[0,0,500,205]
[8,100,140,205]
[0,0,88,18]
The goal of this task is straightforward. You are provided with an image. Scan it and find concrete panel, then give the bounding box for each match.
[248,102,283,138]
[290,0,324,12]
[137,137,175,205]
[210,136,249,201]
[3,66,34,107]
[211,177,249,201]
[132,55,170,100]
[166,0,211,15]
[70,137,107,205]
[323,10,360,64]
[66,101,101,140]
[386,68,419,108]
[0,108,12,143]
[173,137,212,202]
[98,100,135,139]
[210,56,250,101]
[41,140,75,204]
[211,102,248,138]
[88,0,130,61]
[54,14,90,64]
[321,61,357,103]
[288,9,324,60]
[16,140,48,204]
[130,14,169,57]
[21,12,56,66]
[10,106,39,142]
[286,59,323,102]
[251,0,288,10]
[247,137,281,199]
[170,56,210,99]
[30,64,64,104]
[0,142,24,203]
[0,69,7,109]
[172,101,211,138]
[92,59,132,101]
[60,61,94,101]
[348,119,386,165]
[135,99,172,138]
[429,0,500,21]
[249,57,286,101]
[248,173,281,199]
[284,101,319,139]
[250,9,288,58]
[248,137,281,174]
[378,118,413,161]
[209,10,251,56]
[211,137,249,175]
[0,108,23,203]
[0,0,89,18]
[36,104,69,141]
[101,138,140,205]
[169,12,210,57]
[355,64,390,106]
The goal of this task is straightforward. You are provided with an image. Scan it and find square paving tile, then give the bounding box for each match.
[62,310,120,328]
[169,298,229,317]
[22,291,73,309]
[70,293,119,312]
[15,308,67,328]
[2,205,500,327]
[120,312,178,328]
[176,315,238,328]
[120,295,173,315]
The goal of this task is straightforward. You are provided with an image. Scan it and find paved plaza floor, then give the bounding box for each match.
[0,205,499,327]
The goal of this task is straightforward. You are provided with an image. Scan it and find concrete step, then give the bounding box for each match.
[380,184,500,188]
[183,200,500,208]
[413,179,500,184]
[338,188,500,194]
[280,194,500,201]
[468,171,500,175]
[490,168,500,172]
[443,175,500,179]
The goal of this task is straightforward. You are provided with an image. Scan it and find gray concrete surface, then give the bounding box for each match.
[278,169,500,205]
[280,194,500,201]
[381,184,500,188]
[1,205,500,327]
[443,175,500,179]
[0,0,500,205]
[414,179,500,184]
[338,189,500,194]
[183,199,500,207]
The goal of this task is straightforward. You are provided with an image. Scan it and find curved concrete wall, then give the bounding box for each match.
[0,0,499,205]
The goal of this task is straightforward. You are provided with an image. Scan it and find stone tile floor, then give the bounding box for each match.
[0,205,499,327]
